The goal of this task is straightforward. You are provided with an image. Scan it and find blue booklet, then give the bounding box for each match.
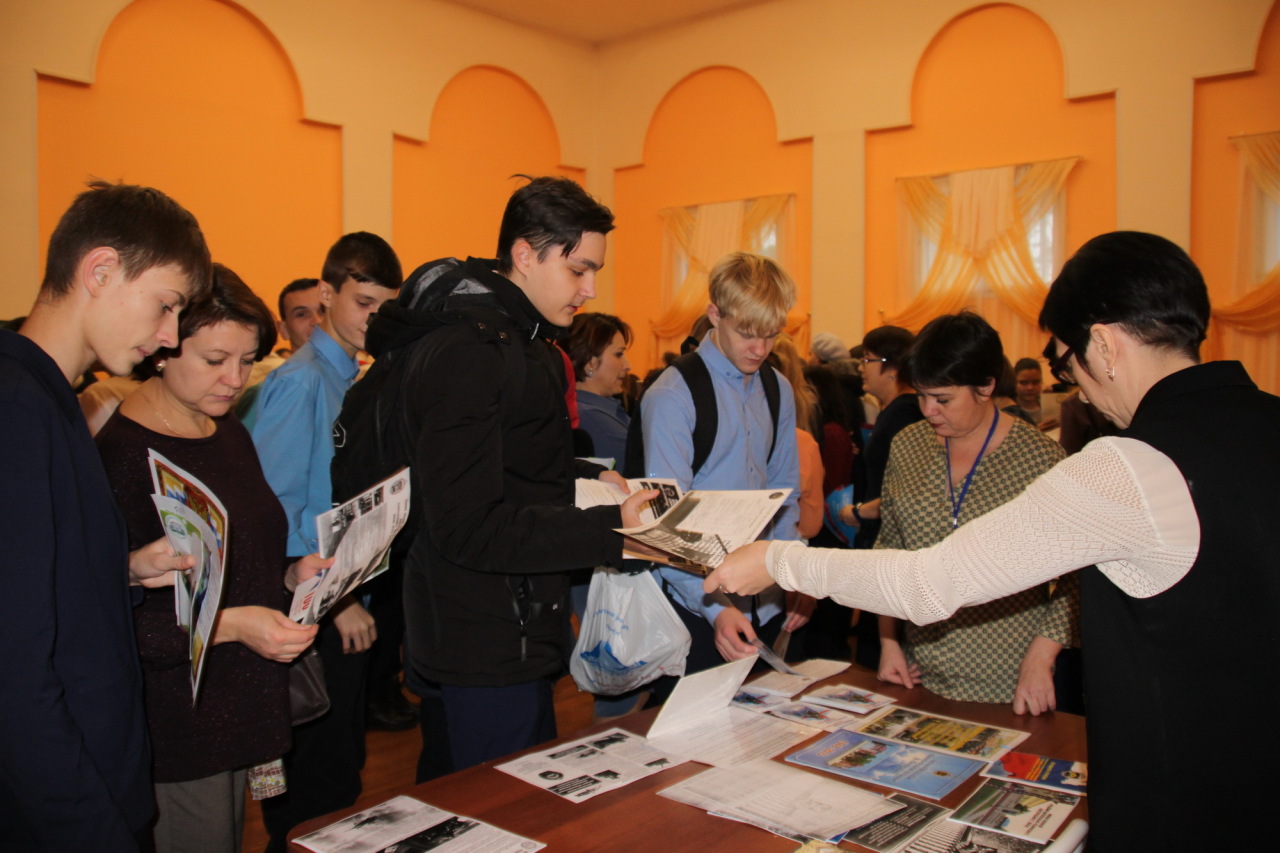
[786,728,984,800]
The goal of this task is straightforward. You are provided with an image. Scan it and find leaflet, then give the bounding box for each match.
[575,477,682,524]
[951,779,1079,844]
[853,706,1028,761]
[745,658,851,697]
[981,751,1088,795]
[290,468,411,625]
[841,793,950,853]
[786,729,984,800]
[767,700,862,732]
[900,819,1047,853]
[616,488,792,574]
[293,795,544,853]
[658,758,901,842]
[147,449,229,704]
[802,683,896,715]
[495,727,685,802]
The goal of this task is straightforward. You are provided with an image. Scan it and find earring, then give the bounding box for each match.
[585,369,594,378]
[1106,367,1115,381]
[157,360,166,373]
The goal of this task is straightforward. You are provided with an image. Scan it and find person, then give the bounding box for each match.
[641,252,809,684]
[768,333,823,539]
[387,176,655,774]
[235,278,323,430]
[869,312,1075,713]
[705,231,1280,853]
[0,180,210,851]
[251,232,403,850]
[95,264,327,851]
[1012,356,1060,429]
[565,312,633,464]
[808,331,848,365]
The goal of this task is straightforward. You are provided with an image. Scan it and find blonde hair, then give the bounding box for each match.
[708,252,796,337]
[770,333,818,436]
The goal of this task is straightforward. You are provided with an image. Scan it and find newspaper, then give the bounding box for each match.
[293,795,544,853]
[575,476,683,525]
[147,449,228,704]
[495,726,686,802]
[615,488,792,575]
[289,468,412,625]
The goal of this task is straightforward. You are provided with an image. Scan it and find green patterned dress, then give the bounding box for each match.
[876,416,1077,703]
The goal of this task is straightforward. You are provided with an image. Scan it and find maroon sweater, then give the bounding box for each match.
[97,411,292,783]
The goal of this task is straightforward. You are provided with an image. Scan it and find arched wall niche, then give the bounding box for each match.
[392,65,582,271]
[612,65,813,370]
[37,0,342,309]
[863,2,1116,353]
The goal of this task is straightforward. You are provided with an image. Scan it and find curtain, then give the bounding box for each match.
[652,194,801,362]
[1206,131,1280,393]
[888,158,1077,363]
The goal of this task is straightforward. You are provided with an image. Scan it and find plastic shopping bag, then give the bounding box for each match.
[570,566,691,695]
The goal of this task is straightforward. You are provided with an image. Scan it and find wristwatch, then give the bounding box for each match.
[851,502,865,523]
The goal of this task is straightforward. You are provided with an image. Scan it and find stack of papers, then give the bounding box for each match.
[293,796,544,853]
[496,727,684,802]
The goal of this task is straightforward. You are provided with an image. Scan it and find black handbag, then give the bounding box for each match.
[289,647,330,725]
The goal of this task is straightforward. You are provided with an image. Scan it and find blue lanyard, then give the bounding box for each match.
[944,407,999,529]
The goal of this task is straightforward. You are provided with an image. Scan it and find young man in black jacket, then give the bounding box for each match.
[389,177,653,774]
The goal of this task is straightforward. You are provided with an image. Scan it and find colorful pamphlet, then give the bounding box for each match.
[950,778,1080,843]
[982,751,1087,795]
[854,706,1028,761]
[802,683,896,715]
[786,729,984,799]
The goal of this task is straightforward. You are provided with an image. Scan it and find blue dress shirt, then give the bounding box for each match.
[641,332,800,626]
[250,326,357,557]
[576,389,630,465]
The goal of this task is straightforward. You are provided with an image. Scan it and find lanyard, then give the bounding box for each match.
[944,407,999,529]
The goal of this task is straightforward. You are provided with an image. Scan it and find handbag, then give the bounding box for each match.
[570,566,691,695]
[289,647,330,725]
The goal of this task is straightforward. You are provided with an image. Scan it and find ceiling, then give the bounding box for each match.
[438,0,769,44]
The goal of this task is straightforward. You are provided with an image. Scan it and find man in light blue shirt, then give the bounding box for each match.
[250,231,402,852]
[642,252,809,674]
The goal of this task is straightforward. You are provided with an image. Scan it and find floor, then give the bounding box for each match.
[239,676,595,851]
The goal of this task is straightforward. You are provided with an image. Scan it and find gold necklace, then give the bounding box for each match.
[148,382,212,438]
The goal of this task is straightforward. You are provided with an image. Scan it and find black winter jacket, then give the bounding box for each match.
[384,258,624,686]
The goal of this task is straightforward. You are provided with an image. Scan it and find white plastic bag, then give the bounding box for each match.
[570,566,691,695]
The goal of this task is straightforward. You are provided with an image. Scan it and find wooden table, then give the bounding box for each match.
[291,666,1087,851]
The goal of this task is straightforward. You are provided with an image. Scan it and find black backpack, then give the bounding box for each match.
[330,259,526,538]
[621,351,781,479]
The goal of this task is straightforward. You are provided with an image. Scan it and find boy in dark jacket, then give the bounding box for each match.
[390,177,652,774]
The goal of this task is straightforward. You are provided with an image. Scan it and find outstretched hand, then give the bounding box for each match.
[702,540,774,596]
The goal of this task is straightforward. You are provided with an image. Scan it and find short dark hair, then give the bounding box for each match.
[903,311,1005,391]
[278,278,320,319]
[495,176,615,275]
[321,232,403,292]
[861,325,915,378]
[142,263,276,377]
[803,364,850,431]
[564,312,633,382]
[41,180,211,300]
[1039,231,1210,370]
[1013,357,1041,374]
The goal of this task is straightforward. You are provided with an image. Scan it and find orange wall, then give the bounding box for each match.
[37,0,342,311]
[393,65,583,271]
[612,66,813,370]
[864,3,1116,328]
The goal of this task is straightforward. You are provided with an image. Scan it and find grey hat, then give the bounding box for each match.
[810,332,849,363]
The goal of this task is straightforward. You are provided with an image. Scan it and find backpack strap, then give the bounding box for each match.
[671,353,718,477]
[759,362,781,464]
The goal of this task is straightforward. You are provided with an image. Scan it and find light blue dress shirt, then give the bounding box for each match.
[576,389,630,465]
[250,326,358,557]
[642,332,800,626]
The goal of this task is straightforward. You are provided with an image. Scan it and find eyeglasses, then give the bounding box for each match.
[860,356,888,365]
[1042,338,1075,385]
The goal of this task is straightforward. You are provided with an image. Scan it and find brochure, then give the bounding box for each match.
[854,706,1028,761]
[841,793,950,853]
[290,468,411,625]
[900,819,1047,853]
[785,729,984,800]
[950,778,1080,844]
[575,476,682,523]
[147,449,228,703]
[292,795,544,853]
[657,758,902,842]
[616,488,792,574]
[982,751,1087,795]
[767,700,862,732]
[802,683,896,715]
[730,686,791,714]
[495,726,685,802]
[745,658,851,697]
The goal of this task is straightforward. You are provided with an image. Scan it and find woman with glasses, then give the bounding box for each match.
[866,312,1075,715]
[706,231,1280,853]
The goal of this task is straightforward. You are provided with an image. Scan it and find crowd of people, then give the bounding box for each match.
[2,178,1275,853]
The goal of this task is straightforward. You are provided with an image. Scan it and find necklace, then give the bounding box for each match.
[944,407,999,529]
[148,382,212,439]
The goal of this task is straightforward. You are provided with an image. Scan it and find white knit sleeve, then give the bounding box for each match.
[767,437,1199,625]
